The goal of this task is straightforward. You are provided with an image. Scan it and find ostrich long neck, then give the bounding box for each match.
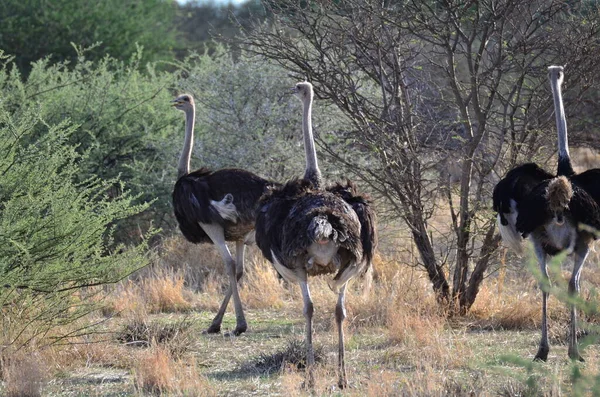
[177,105,195,178]
[302,94,322,188]
[550,71,574,176]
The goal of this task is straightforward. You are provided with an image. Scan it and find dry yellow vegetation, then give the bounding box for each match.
[2,232,600,396]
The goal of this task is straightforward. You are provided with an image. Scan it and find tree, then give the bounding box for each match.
[0,48,186,241]
[0,0,177,76]
[176,46,352,182]
[243,0,600,313]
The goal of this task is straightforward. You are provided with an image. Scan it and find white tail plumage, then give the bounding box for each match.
[497,200,524,254]
[211,193,238,223]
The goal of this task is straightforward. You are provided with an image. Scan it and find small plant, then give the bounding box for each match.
[254,339,325,374]
[116,316,193,358]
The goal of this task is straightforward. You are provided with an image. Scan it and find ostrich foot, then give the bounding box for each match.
[202,324,221,334]
[338,377,348,389]
[224,323,247,337]
[533,347,549,362]
[568,348,584,362]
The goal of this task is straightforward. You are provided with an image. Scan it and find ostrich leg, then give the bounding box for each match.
[533,241,550,361]
[336,283,348,389]
[300,281,315,389]
[200,223,247,336]
[568,243,589,361]
[205,240,246,334]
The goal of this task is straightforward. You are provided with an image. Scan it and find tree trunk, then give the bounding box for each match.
[411,220,450,305]
[452,156,474,312]
[460,223,502,313]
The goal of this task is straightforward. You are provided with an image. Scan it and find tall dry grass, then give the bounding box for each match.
[1,352,47,397]
[134,343,214,396]
[239,254,288,310]
[105,267,192,316]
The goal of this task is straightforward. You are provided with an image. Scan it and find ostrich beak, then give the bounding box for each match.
[291,86,299,94]
[171,99,182,106]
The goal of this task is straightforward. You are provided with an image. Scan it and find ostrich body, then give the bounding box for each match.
[493,66,600,361]
[255,82,375,388]
[172,94,275,336]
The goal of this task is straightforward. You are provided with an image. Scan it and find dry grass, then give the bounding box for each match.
[7,215,600,396]
[116,315,194,358]
[43,338,135,371]
[134,344,214,396]
[239,255,288,310]
[105,267,192,316]
[361,367,486,397]
[2,352,47,397]
[159,235,226,290]
[573,147,600,172]
[253,339,325,374]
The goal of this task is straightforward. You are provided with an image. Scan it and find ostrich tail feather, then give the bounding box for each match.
[210,193,238,223]
[497,209,524,254]
[546,176,573,214]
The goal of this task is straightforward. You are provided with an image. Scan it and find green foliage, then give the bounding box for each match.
[0,48,183,239]
[0,0,177,76]
[0,98,152,348]
[177,46,352,182]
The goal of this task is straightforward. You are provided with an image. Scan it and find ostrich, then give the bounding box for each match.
[493,66,600,361]
[255,82,376,388]
[171,93,276,336]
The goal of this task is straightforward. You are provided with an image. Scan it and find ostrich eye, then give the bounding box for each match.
[183,97,190,102]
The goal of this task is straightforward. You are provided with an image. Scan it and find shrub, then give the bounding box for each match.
[0,59,152,348]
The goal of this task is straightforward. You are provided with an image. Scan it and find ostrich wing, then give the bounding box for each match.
[173,168,271,243]
[571,169,600,206]
[327,181,377,265]
[255,179,313,263]
[173,168,217,243]
[514,181,553,237]
[516,181,600,238]
[255,179,363,275]
[569,183,600,236]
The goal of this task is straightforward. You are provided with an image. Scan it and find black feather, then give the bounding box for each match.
[173,167,275,243]
[492,163,554,225]
[255,179,362,279]
[494,163,600,254]
[327,181,378,266]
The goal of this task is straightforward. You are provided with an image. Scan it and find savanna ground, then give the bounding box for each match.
[3,230,600,397]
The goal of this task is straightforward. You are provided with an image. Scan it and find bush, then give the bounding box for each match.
[0,53,153,347]
[0,49,182,240]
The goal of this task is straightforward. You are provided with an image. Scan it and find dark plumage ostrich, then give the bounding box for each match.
[493,66,600,361]
[255,82,376,388]
[171,94,276,336]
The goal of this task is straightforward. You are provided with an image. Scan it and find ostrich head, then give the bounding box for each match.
[292,81,313,103]
[172,94,194,112]
[548,65,564,86]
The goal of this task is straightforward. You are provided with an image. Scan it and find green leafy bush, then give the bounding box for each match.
[0,48,183,239]
[0,96,152,348]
